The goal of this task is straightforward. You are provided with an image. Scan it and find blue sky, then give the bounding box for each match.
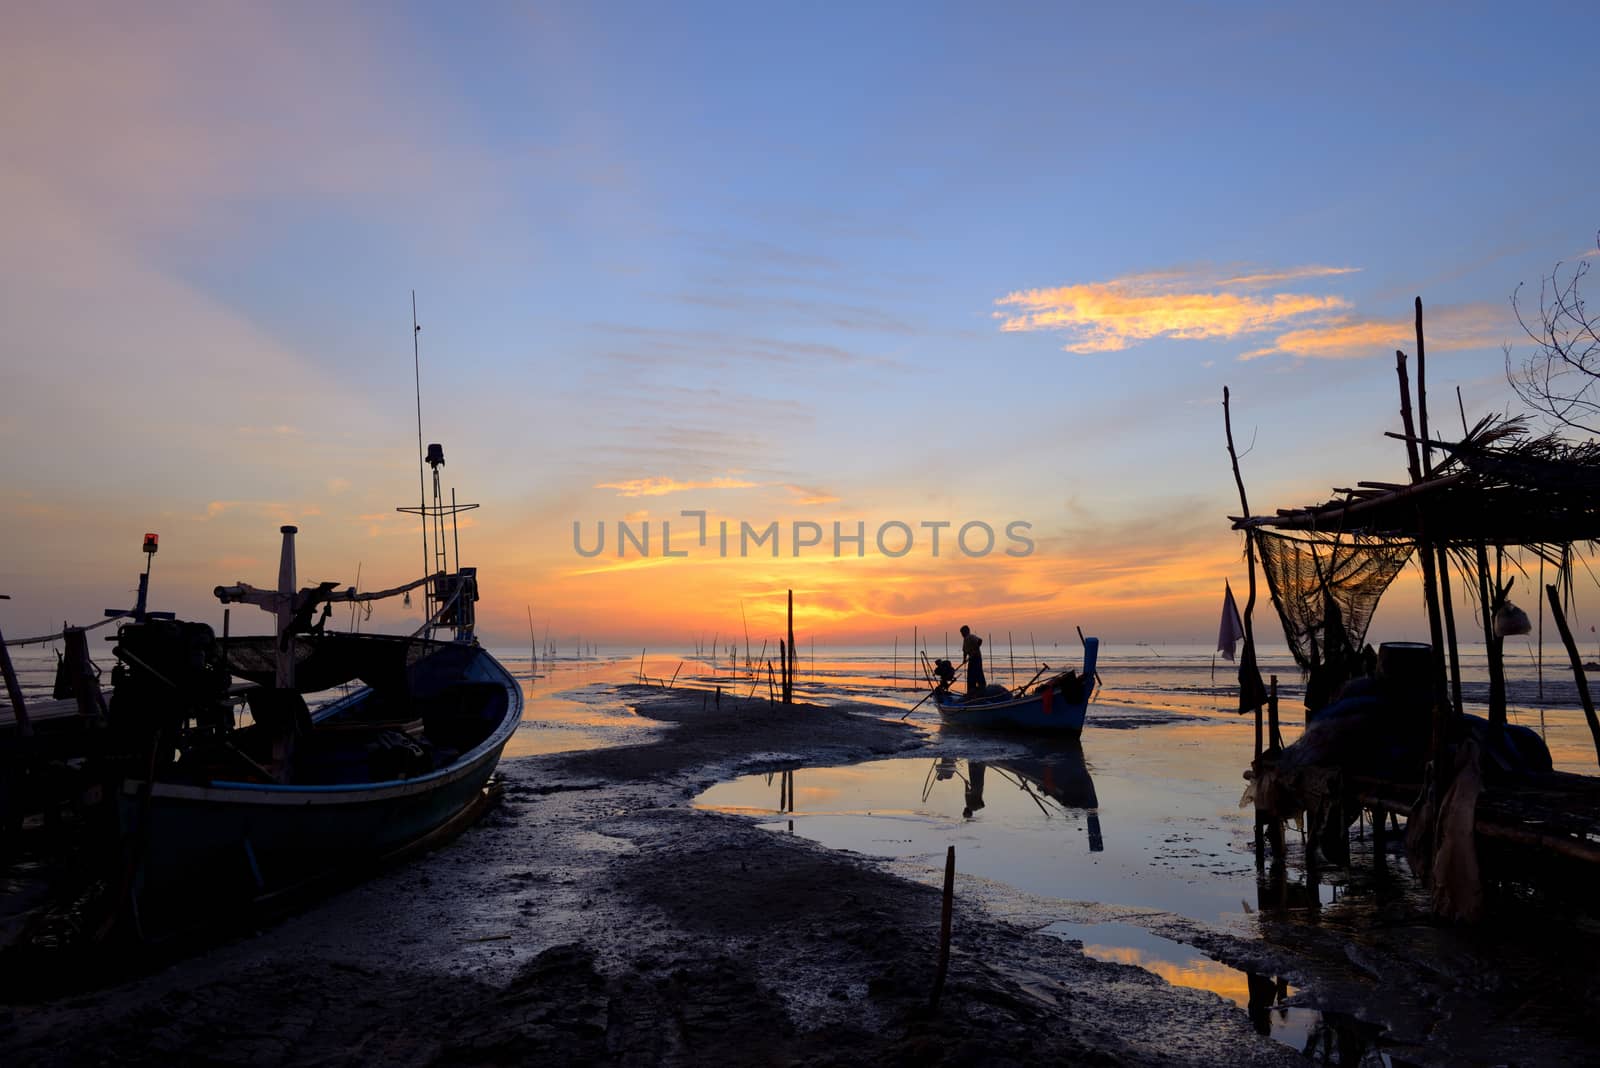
[3,2,1597,645]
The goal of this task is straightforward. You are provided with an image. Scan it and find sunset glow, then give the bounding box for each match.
[4,4,1597,652]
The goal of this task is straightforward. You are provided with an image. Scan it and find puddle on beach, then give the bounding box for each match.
[694,732,1268,928]
[1042,920,1331,1054]
[691,730,1406,1059]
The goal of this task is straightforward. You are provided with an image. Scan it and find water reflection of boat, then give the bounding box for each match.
[931,638,1098,735]
[931,748,1104,851]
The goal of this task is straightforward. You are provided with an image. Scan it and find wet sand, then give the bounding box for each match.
[2,686,1301,1066]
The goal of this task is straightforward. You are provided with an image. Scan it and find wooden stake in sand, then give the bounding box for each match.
[1547,583,1600,767]
[783,590,795,708]
[930,845,955,1009]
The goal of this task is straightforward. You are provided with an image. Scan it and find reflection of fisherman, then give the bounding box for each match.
[963,761,987,818]
[960,625,986,695]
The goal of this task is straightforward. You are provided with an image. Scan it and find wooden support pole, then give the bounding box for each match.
[1254,691,1263,762]
[0,608,30,736]
[1413,298,1464,713]
[1546,583,1600,767]
[930,845,955,1009]
[1268,675,1281,752]
[1415,297,1433,475]
[1222,387,1265,719]
[1395,352,1452,752]
[1438,546,1464,713]
[1478,543,1507,728]
[1372,804,1388,870]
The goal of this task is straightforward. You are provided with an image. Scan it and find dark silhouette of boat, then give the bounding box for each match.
[931,638,1099,735]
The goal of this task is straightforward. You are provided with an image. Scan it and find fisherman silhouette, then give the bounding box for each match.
[959,625,986,695]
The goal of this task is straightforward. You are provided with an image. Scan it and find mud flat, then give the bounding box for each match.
[1,686,1300,1066]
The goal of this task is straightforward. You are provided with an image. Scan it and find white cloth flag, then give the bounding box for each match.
[1217,580,1244,661]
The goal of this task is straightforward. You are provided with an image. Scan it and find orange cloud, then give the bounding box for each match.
[595,475,760,497]
[784,484,840,505]
[1239,301,1508,361]
[995,264,1354,353]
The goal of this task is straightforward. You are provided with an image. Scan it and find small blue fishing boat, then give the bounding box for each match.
[932,638,1099,735]
[117,630,519,914]
[105,454,521,931]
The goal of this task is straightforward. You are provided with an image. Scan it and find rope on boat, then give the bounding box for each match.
[3,614,122,647]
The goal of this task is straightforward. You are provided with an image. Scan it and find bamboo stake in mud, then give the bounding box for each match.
[1546,583,1600,766]
[785,589,795,707]
[930,845,956,1009]
[893,635,898,684]
[638,648,646,684]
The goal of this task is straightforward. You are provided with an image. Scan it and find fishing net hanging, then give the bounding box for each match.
[1253,529,1413,679]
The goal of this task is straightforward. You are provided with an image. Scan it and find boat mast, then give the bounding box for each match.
[412,291,430,622]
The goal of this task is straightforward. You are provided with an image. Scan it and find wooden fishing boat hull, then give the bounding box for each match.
[936,638,1098,735]
[118,640,520,909]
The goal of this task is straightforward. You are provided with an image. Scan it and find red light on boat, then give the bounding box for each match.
[143,533,159,554]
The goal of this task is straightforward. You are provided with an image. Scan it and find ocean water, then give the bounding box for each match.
[485,639,1600,771]
[9,635,1597,768]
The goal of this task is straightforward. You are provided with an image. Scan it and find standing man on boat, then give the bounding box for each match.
[960,625,986,695]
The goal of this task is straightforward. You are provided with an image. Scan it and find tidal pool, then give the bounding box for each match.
[693,721,1406,1061]
[695,732,1267,929]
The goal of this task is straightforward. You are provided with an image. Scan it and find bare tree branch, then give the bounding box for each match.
[1507,230,1600,436]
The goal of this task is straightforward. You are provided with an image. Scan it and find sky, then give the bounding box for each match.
[3,2,1598,652]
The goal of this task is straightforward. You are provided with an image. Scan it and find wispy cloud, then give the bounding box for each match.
[783,484,840,505]
[1215,266,1361,288]
[994,264,1356,353]
[595,475,760,498]
[1240,302,1508,361]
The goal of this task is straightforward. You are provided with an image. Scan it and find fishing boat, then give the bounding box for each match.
[930,637,1099,735]
[99,448,520,933]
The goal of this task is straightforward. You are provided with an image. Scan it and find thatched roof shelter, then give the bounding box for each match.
[1234,415,1600,549]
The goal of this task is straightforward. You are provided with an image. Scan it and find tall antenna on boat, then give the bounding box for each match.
[412,291,430,621]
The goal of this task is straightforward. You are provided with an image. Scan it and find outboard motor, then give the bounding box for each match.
[109,620,232,762]
[932,658,957,690]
